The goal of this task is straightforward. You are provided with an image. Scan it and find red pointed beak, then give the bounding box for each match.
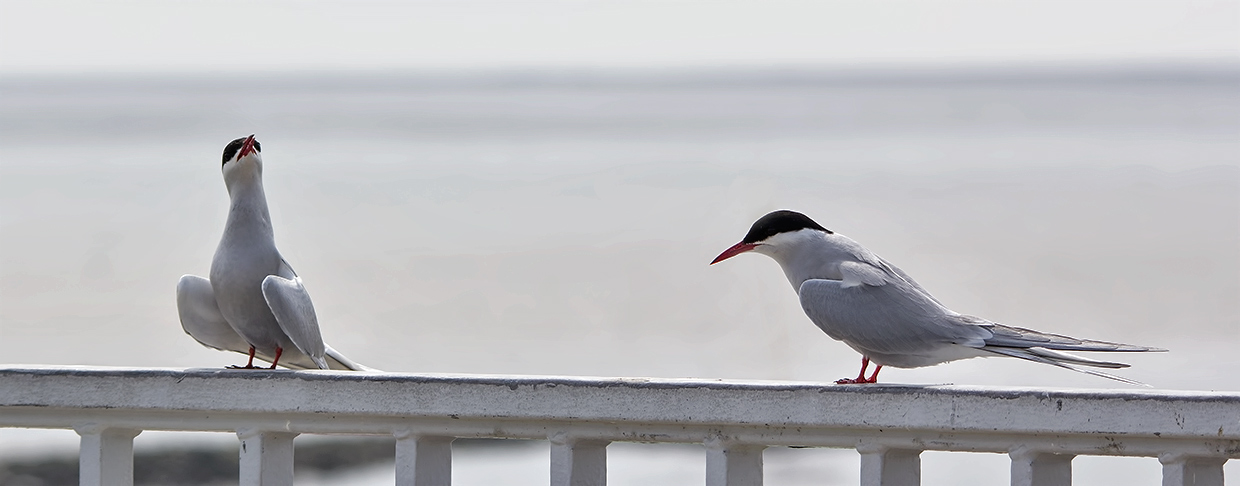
[711,242,758,265]
[238,134,257,158]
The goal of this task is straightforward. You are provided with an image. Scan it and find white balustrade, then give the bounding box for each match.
[1009,448,1073,486]
[550,433,609,486]
[705,439,764,486]
[0,366,1236,486]
[394,432,453,486]
[238,429,297,486]
[75,425,140,486]
[857,444,921,486]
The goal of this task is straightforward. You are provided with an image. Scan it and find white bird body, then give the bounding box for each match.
[713,210,1161,385]
[177,135,367,371]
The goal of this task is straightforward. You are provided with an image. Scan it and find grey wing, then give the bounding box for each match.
[177,275,252,353]
[261,259,328,369]
[861,253,945,307]
[798,276,989,356]
[176,275,333,370]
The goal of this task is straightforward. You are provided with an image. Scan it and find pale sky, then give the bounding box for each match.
[1,0,1237,74]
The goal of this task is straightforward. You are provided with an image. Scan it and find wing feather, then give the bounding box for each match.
[176,275,366,370]
[846,246,946,307]
[261,259,328,369]
[798,277,989,357]
[838,260,889,288]
[176,275,251,353]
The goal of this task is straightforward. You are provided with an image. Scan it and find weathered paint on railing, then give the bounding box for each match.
[0,366,1236,486]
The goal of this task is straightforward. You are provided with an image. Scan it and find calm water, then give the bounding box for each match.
[1,67,1237,484]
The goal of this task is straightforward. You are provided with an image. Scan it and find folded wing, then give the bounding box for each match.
[177,274,251,353]
[180,274,371,370]
[798,273,989,356]
[262,259,328,369]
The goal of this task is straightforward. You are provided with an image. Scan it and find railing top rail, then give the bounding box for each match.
[3,366,1238,448]
[3,365,1238,401]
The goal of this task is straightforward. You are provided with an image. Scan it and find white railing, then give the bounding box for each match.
[0,366,1237,486]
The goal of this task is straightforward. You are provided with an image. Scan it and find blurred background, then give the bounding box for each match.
[1,1,1237,485]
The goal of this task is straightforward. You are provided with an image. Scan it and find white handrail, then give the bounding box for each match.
[1,366,1236,486]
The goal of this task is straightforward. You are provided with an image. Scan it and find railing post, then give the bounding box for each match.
[1159,454,1226,486]
[858,444,921,486]
[704,437,764,486]
[75,425,140,486]
[1009,448,1073,486]
[394,430,454,486]
[550,432,609,486]
[237,429,297,486]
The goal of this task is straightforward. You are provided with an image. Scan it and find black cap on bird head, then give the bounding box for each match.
[222,135,262,166]
[741,210,831,244]
[711,210,831,264]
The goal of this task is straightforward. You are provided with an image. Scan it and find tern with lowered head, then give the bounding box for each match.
[711,210,1162,385]
[176,135,368,370]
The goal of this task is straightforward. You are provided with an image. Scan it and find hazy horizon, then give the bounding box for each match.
[3,1,1235,74]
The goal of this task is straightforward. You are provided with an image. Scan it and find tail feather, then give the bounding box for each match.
[244,345,374,371]
[325,346,378,371]
[1022,347,1129,369]
[978,322,1167,353]
[982,346,1150,387]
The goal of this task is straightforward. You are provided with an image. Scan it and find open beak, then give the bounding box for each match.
[238,134,257,158]
[711,242,758,265]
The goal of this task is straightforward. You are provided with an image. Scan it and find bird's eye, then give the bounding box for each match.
[254,140,261,153]
[222,137,245,165]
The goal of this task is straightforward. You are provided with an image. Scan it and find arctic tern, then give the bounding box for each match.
[176,135,368,370]
[711,210,1162,385]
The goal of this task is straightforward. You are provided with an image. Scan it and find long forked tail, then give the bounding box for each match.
[982,346,1151,386]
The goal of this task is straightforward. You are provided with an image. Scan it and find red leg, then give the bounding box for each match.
[836,357,872,384]
[227,346,260,369]
[865,365,883,383]
[268,347,283,370]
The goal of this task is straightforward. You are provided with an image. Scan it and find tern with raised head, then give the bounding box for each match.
[176,135,368,370]
[711,210,1162,385]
